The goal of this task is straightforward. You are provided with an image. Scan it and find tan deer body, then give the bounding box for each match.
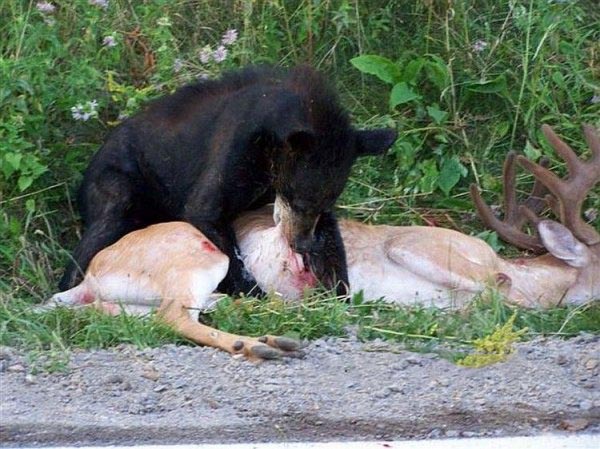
[330,221,499,308]
[48,222,306,361]
[234,207,598,308]
[47,125,599,359]
[343,218,598,307]
[332,220,595,308]
[51,222,229,317]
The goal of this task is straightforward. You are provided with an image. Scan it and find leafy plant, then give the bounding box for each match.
[350,52,471,197]
[0,120,47,193]
[457,313,527,367]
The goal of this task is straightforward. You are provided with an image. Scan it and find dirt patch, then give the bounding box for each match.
[1,335,599,446]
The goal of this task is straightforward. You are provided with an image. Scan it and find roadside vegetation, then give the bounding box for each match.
[1,0,599,366]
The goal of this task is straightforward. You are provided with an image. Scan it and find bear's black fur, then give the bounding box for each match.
[59,66,397,295]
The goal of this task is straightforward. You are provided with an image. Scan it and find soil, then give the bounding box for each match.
[0,334,599,447]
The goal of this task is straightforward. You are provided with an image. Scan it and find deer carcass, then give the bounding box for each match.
[237,125,599,307]
[46,125,599,357]
[47,223,305,361]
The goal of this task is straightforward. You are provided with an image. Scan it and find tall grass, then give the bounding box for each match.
[1,1,599,361]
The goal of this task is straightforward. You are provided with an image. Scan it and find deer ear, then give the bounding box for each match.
[538,220,591,268]
[355,129,397,156]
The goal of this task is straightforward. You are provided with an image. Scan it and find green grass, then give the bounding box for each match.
[209,292,600,350]
[1,0,599,367]
[0,295,185,350]
[2,289,599,370]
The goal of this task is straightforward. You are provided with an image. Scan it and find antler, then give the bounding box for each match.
[516,124,600,245]
[470,152,550,253]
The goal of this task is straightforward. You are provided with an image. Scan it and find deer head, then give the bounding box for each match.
[470,125,600,305]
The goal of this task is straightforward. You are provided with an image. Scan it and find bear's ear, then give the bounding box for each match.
[271,124,315,155]
[286,129,316,154]
[269,116,315,154]
[355,128,397,156]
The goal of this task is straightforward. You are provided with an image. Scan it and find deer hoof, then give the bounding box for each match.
[249,345,282,360]
[273,336,307,352]
[281,348,306,359]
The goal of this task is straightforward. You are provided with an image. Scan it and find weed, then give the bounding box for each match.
[457,313,526,367]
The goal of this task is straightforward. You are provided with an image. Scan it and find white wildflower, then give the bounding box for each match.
[472,39,488,53]
[173,58,183,73]
[221,29,238,46]
[157,16,172,27]
[198,46,212,64]
[102,35,117,47]
[71,100,99,122]
[89,0,109,9]
[36,2,55,14]
[212,45,228,63]
[71,105,87,121]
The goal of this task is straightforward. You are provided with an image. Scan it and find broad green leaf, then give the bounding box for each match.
[552,71,565,89]
[523,141,541,161]
[5,152,22,170]
[18,175,33,192]
[393,140,418,166]
[403,57,426,84]
[25,156,48,177]
[438,156,467,195]
[2,152,22,178]
[425,55,449,90]
[427,105,448,124]
[350,55,401,85]
[8,216,22,235]
[25,199,36,213]
[389,82,421,109]
[475,230,505,253]
[465,74,508,95]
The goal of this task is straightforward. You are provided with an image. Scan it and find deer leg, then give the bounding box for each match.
[157,299,305,362]
[34,282,95,313]
[40,280,128,316]
[49,282,95,306]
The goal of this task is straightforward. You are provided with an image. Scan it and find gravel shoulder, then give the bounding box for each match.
[1,335,599,446]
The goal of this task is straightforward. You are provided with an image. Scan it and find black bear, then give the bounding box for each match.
[59,66,397,295]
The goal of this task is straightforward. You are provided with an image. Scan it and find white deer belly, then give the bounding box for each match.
[348,263,476,308]
[87,273,163,314]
